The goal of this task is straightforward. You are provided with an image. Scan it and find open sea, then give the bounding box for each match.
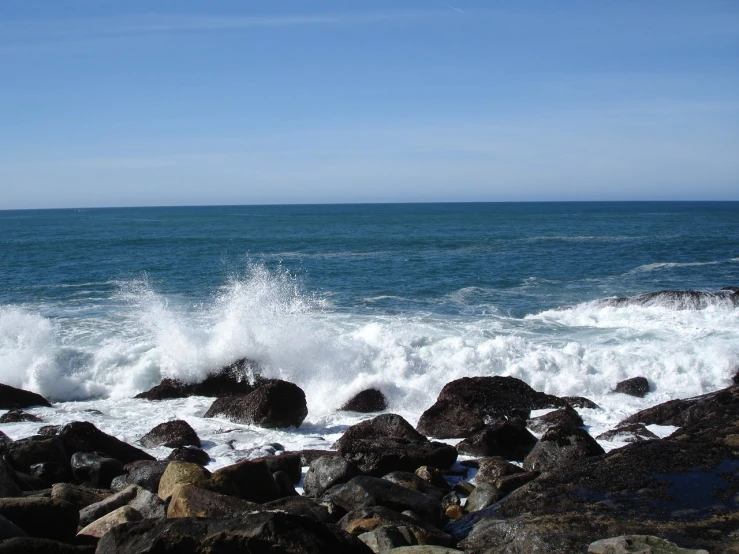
[1,202,738,467]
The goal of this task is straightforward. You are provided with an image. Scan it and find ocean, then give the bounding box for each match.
[1,202,738,467]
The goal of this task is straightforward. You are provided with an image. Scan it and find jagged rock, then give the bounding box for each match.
[262,496,334,524]
[0,410,42,423]
[523,425,605,472]
[95,512,373,554]
[253,452,302,483]
[77,506,142,543]
[50,483,110,511]
[0,537,94,553]
[139,420,201,449]
[614,377,650,397]
[341,389,388,413]
[135,358,263,400]
[383,472,448,500]
[455,421,537,461]
[158,461,238,501]
[340,505,453,546]
[416,376,566,439]
[212,458,280,502]
[167,483,259,518]
[474,457,525,485]
[322,476,444,527]
[167,446,210,465]
[527,405,584,434]
[71,452,125,489]
[0,497,78,542]
[204,379,308,428]
[563,396,600,409]
[304,456,361,497]
[0,384,51,410]
[59,422,154,464]
[113,460,170,493]
[588,535,710,553]
[596,423,660,443]
[4,436,69,478]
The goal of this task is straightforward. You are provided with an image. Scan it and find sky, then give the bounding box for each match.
[1,0,738,208]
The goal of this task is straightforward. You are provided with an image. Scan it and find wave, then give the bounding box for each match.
[597,289,738,310]
[628,260,732,274]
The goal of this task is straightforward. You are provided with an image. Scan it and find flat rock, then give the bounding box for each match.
[455,421,537,461]
[588,535,709,554]
[614,377,650,397]
[341,389,388,413]
[59,422,154,464]
[0,384,51,410]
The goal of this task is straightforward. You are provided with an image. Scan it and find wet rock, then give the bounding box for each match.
[79,484,165,527]
[114,460,170,493]
[335,414,427,450]
[261,496,335,524]
[96,512,373,554]
[159,461,238,501]
[0,430,12,450]
[588,535,709,553]
[618,387,730,429]
[453,481,475,496]
[50,483,110,511]
[4,435,69,478]
[614,376,650,397]
[341,437,458,477]
[29,462,68,486]
[0,497,78,542]
[527,404,584,434]
[204,379,308,428]
[0,384,51,410]
[77,506,142,543]
[563,396,600,409]
[0,538,94,554]
[167,483,259,518]
[465,483,502,512]
[70,452,125,489]
[417,376,566,439]
[415,466,452,492]
[167,446,210,465]
[341,389,388,413]
[59,421,154,464]
[596,423,660,443]
[523,425,605,472]
[304,456,361,497]
[253,451,302,483]
[340,505,453,547]
[212,458,280,502]
[134,358,263,400]
[383,471,448,500]
[474,457,525,485]
[494,471,538,497]
[139,420,201,449]
[455,421,537,461]
[0,410,42,423]
[322,476,444,527]
[299,449,340,466]
[359,525,412,552]
[38,425,60,436]
[273,470,299,497]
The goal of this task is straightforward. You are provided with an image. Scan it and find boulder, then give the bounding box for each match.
[304,456,361,497]
[204,379,308,428]
[455,422,537,461]
[113,460,170,493]
[339,437,457,476]
[562,396,600,409]
[299,449,341,466]
[0,497,78,542]
[261,496,335,524]
[167,446,210,465]
[4,436,69,477]
[273,470,298,497]
[38,425,60,436]
[70,452,125,488]
[0,430,12,449]
[618,387,729,429]
[416,376,566,439]
[50,483,110,511]
[614,376,650,397]
[465,483,501,512]
[526,405,584,434]
[79,484,165,527]
[0,514,26,541]
[382,472,448,500]
[359,526,412,551]
[167,483,259,518]
[139,420,201,449]
[95,512,373,554]
[474,457,525,485]
[341,389,388,413]
[0,462,23,499]
[383,547,465,553]
[0,410,42,423]
[253,452,302,484]
[59,422,154,464]
[158,461,238,500]
[0,538,94,553]
[212,459,280,502]
[134,358,263,400]
[0,384,51,410]
[523,425,604,472]
[334,414,427,450]
[596,423,660,443]
[415,466,451,492]
[322,476,444,528]
[77,506,142,543]
[588,535,709,553]
[340,506,453,546]
[29,462,69,485]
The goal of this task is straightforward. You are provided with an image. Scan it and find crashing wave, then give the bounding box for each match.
[596,288,738,310]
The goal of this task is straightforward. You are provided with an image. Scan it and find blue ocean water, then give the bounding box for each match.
[0,202,738,460]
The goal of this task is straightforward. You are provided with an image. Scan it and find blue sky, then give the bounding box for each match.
[1,0,738,208]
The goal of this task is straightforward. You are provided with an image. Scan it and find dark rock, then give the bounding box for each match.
[618,387,730,429]
[70,452,125,489]
[4,436,69,478]
[0,497,78,542]
[135,358,263,400]
[416,376,566,439]
[465,483,502,512]
[474,457,525,485]
[158,461,238,500]
[204,379,308,428]
[614,376,650,397]
[213,459,280,503]
[588,535,711,554]
[0,384,51,410]
[29,462,69,486]
[596,423,660,443]
[441,491,460,510]
[495,471,538,497]
[38,425,60,436]
[11,472,46,492]
[322,476,444,528]
[0,537,94,553]
[599,289,739,310]
[167,446,210,465]
[253,452,302,484]
[0,513,26,541]
[339,437,458,476]
[304,456,361,497]
[0,410,42,423]
[0,461,23,498]
[523,425,605,472]
[415,466,452,492]
[140,420,200,449]
[562,396,600,409]
[59,421,154,464]
[299,449,340,466]
[526,404,584,434]
[114,460,170,493]
[382,471,448,500]
[340,505,453,547]
[262,496,335,524]
[358,525,412,551]
[455,422,537,461]
[341,389,388,413]
[0,431,12,450]
[334,414,427,450]
[273,470,299,497]
[166,483,259,518]
[50,483,110,511]
[733,367,739,385]
[96,512,373,554]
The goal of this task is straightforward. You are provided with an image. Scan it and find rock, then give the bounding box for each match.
[335,414,428,450]
[415,466,451,492]
[79,484,165,527]
[167,446,210,465]
[562,396,600,409]
[596,423,660,443]
[588,535,710,553]
[417,376,566,439]
[359,526,411,552]
[204,379,308,428]
[299,449,340,466]
[733,367,739,385]
[167,483,259,518]
[59,422,154,464]
[0,430,12,449]
[38,425,60,436]
[213,458,280,502]
[253,452,302,484]
[0,538,94,553]
[134,358,263,400]
[0,497,78,542]
[453,481,475,496]
[0,410,42,423]
[614,376,650,397]
[526,405,584,434]
[322,476,444,527]
[158,461,238,500]
[441,492,460,510]
[70,452,125,488]
[0,514,26,541]
[382,472,447,500]
[340,437,458,477]
[340,505,453,546]
[273,470,298,497]
[0,462,23,498]
[618,387,731,429]
[474,457,525,485]
[599,289,739,309]
[29,462,69,486]
[77,506,142,543]
[384,547,466,553]
[261,496,335,524]
[139,420,200,449]
[455,421,537,461]
[304,456,361,497]
[127,486,167,520]
[494,471,538,497]
[95,512,373,554]
[465,483,502,512]
[523,425,605,472]
[341,389,388,413]
[0,384,51,410]
[50,483,110,511]
[114,460,170,493]
[4,436,69,477]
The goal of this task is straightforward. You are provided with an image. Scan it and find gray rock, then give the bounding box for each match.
[304,456,361,497]
[596,424,660,443]
[78,485,165,527]
[359,526,412,552]
[464,483,501,512]
[527,405,584,434]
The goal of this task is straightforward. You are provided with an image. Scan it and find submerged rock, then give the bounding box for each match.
[341,389,388,413]
[0,410,42,424]
[0,384,51,410]
[596,423,659,443]
[598,289,739,310]
[614,376,650,397]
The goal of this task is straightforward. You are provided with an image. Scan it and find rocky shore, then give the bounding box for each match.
[0,363,736,554]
